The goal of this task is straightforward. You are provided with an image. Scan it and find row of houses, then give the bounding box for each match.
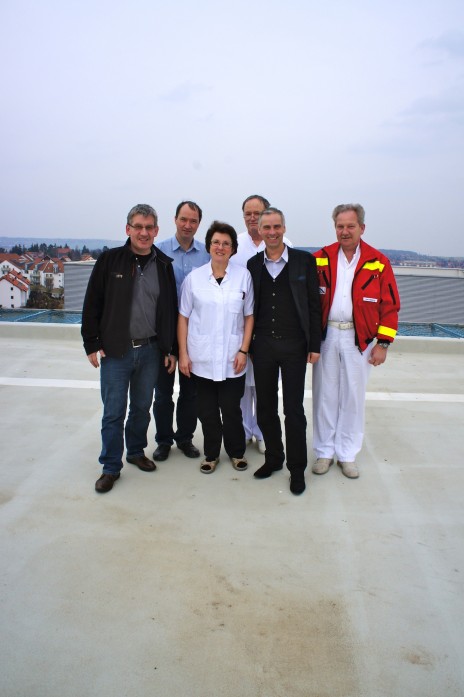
[0,251,95,308]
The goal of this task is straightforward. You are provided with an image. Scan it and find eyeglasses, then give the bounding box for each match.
[128,223,157,232]
[211,240,232,249]
[244,212,261,219]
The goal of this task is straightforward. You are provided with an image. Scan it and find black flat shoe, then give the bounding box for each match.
[152,444,171,461]
[289,474,306,495]
[253,463,283,479]
[177,441,200,458]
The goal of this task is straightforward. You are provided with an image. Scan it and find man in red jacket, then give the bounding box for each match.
[312,204,400,479]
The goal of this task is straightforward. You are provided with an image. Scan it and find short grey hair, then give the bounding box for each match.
[258,206,286,226]
[127,204,158,226]
[332,204,365,226]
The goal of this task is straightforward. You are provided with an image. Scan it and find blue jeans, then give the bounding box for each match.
[99,341,161,475]
[153,364,197,446]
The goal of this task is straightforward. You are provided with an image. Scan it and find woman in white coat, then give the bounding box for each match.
[178,221,254,473]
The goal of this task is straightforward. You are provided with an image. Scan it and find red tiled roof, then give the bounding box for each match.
[0,254,26,271]
[35,258,64,273]
[0,269,30,292]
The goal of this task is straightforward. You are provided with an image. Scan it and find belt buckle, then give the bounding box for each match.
[132,339,142,348]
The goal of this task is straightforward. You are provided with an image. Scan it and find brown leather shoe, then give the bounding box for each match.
[126,455,157,472]
[95,473,120,493]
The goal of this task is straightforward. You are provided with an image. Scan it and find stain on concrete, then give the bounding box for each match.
[402,648,434,667]
[0,491,13,505]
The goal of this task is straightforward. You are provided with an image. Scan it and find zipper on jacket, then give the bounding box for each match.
[361,274,376,290]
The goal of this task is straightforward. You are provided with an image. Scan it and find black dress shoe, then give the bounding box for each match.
[95,473,120,493]
[289,473,306,495]
[127,455,157,471]
[177,441,200,458]
[152,444,171,461]
[253,463,283,479]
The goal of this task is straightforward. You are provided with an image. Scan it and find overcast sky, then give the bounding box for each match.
[1,0,463,256]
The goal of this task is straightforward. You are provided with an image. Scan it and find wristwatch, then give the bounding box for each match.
[377,341,390,349]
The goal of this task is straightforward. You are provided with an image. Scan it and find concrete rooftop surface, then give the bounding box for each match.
[1,323,463,697]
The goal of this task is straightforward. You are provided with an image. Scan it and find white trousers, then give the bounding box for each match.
[312,326,372,462]
[241,361,263,441]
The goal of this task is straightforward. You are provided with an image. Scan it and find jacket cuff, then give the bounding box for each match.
[84,340,102,356]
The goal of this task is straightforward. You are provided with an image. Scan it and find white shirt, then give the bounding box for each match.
[328,245,361,322]
[179,262,254,381]
[263,245,288,279]
[231,231,293,267]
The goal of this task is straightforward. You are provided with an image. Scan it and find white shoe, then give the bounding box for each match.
[312,458,333,475]
[256,439,266,454]
[338,461,359,479]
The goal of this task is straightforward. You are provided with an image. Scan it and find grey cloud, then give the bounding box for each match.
[159,81,212,102]
[350,83,464,158]
[419,30,464,59]
[400,85,464,121]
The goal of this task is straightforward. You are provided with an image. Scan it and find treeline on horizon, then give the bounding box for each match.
[1,242,110,260]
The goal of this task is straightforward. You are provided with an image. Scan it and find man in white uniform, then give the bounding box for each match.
[312,204,400,479]
[231,194,293,454]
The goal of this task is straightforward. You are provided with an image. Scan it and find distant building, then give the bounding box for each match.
[397,260,437,268]
[63,261,95,311]
[394,266,464,324]
[56,247,72,257]
[0,254,25,277]
[0,252,64,293]
[28,257,64,292]
[0,269,30,308]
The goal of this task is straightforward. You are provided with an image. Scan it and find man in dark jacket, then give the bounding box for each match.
[247,207,322,495]
[82,203,178,493]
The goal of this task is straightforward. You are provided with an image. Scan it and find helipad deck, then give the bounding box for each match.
[0,324,463,697]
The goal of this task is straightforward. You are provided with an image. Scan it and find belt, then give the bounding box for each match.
[327,320,354,330]
[131,336,157,348]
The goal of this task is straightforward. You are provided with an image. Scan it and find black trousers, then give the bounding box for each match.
[153,363,197,446]
[252,335,308,473]
[194,374,246,460]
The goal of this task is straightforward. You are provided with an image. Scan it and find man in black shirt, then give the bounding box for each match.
[82,204,178,493]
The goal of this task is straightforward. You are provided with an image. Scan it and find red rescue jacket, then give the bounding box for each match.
[313,241,400,352]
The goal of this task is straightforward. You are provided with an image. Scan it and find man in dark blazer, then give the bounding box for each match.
[247,207,322,494]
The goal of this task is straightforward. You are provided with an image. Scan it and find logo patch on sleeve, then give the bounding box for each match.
[319,287,326,295]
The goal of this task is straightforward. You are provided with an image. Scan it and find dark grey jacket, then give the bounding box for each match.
[81,239,178,358]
